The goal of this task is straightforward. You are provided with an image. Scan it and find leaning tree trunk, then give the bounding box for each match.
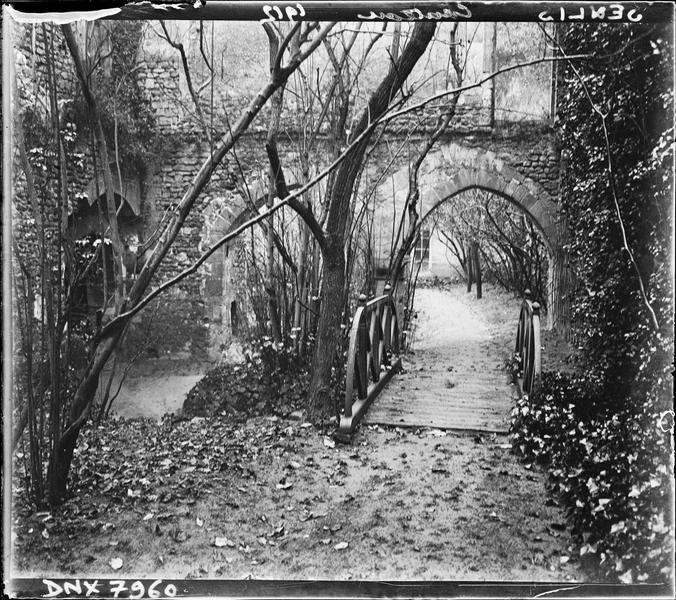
[47,328,124,503]
[306,242,345,417]
[307,22,437,420]
[45,22,335,504]
[466,241,474,293]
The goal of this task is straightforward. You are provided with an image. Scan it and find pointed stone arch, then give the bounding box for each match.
[412,142,567,330]
[419,143,562,252]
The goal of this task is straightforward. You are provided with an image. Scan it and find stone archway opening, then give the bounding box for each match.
[364,146,567,432]
[416,186,551,313]
[376,142,566,332]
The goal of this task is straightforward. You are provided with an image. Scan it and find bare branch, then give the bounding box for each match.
[198,21,213,73]
[266,139,327,250]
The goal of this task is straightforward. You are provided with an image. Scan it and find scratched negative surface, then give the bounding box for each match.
[364,287,518,433]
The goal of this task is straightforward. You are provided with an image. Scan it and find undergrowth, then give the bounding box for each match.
[510,371,674,584]
[182,338,343,421]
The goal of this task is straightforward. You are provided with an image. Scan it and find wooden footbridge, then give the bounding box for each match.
[336,286,541,440]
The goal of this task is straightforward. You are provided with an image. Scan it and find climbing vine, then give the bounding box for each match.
[69,21,159,175]
[557,22,672,400]
[511,22,673,583]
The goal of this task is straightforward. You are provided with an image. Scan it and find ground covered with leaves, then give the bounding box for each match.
[182,346,312,420]
[12,414,582,581]
[11,283,588,582]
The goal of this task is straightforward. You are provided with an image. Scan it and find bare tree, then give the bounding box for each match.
[264,22,439,419]
[35,20,335,503]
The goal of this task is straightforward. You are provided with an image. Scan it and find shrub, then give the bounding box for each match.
[527,21,674,584]
[183,338,308,419]
[182,338,344,421]
[510,372,673,583]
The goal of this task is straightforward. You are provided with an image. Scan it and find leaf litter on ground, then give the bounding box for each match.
[13,327,582,583]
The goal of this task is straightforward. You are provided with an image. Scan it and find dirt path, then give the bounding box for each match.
[12,418,583,582]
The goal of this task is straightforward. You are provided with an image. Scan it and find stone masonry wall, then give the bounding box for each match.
[12,25,561,360]
[456,122,560,198]
[369,122,561,267]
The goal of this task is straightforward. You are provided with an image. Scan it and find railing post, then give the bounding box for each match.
[384,282,398,352]
[383,283,395,361]
[531,301,542,393]
[521,289,532,374]
[338,291,404,440]
[357,294,368,399]
[370,309,381,382]
[515,289,543,398]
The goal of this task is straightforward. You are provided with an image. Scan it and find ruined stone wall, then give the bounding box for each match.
[462,122,560,199]
[125,43,511,356]
[133,134,240,357]
[201,120,561,353]
[11,24,562,360]
[137,55,188,131]
[368,122,561,272]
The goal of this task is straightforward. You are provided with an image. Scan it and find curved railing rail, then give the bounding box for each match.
[336,288,402,439]
[514,289,542,396]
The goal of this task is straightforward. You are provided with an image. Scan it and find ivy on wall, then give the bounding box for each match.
[510,22,673,583]
[68,22,159,176]
[557,22,673,404]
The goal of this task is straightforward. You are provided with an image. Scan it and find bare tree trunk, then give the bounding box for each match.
[48,329,124,503]
[472,240,482,299]
[307,22,437,420]
[466,241,474,293]
[62,24,125,310]
[265,100,284,342]
[263,25,286,342]
[306,245,345,418]
[293,185,311,352]
[44,25,67,486]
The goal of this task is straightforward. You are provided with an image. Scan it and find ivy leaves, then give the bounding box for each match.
[510,371,674,583]
[555,25,674,582]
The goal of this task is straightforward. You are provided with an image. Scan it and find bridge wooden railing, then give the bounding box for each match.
[514,289,542,396]
[336,287,402,440]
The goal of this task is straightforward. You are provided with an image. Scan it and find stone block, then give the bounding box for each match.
[453,170,476,191]
[486,172,508,195]
[440,143,458,164]
[503,178,523,199]
[483,150,497,164]
[498,163,518,181]
[510,183,532,207]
